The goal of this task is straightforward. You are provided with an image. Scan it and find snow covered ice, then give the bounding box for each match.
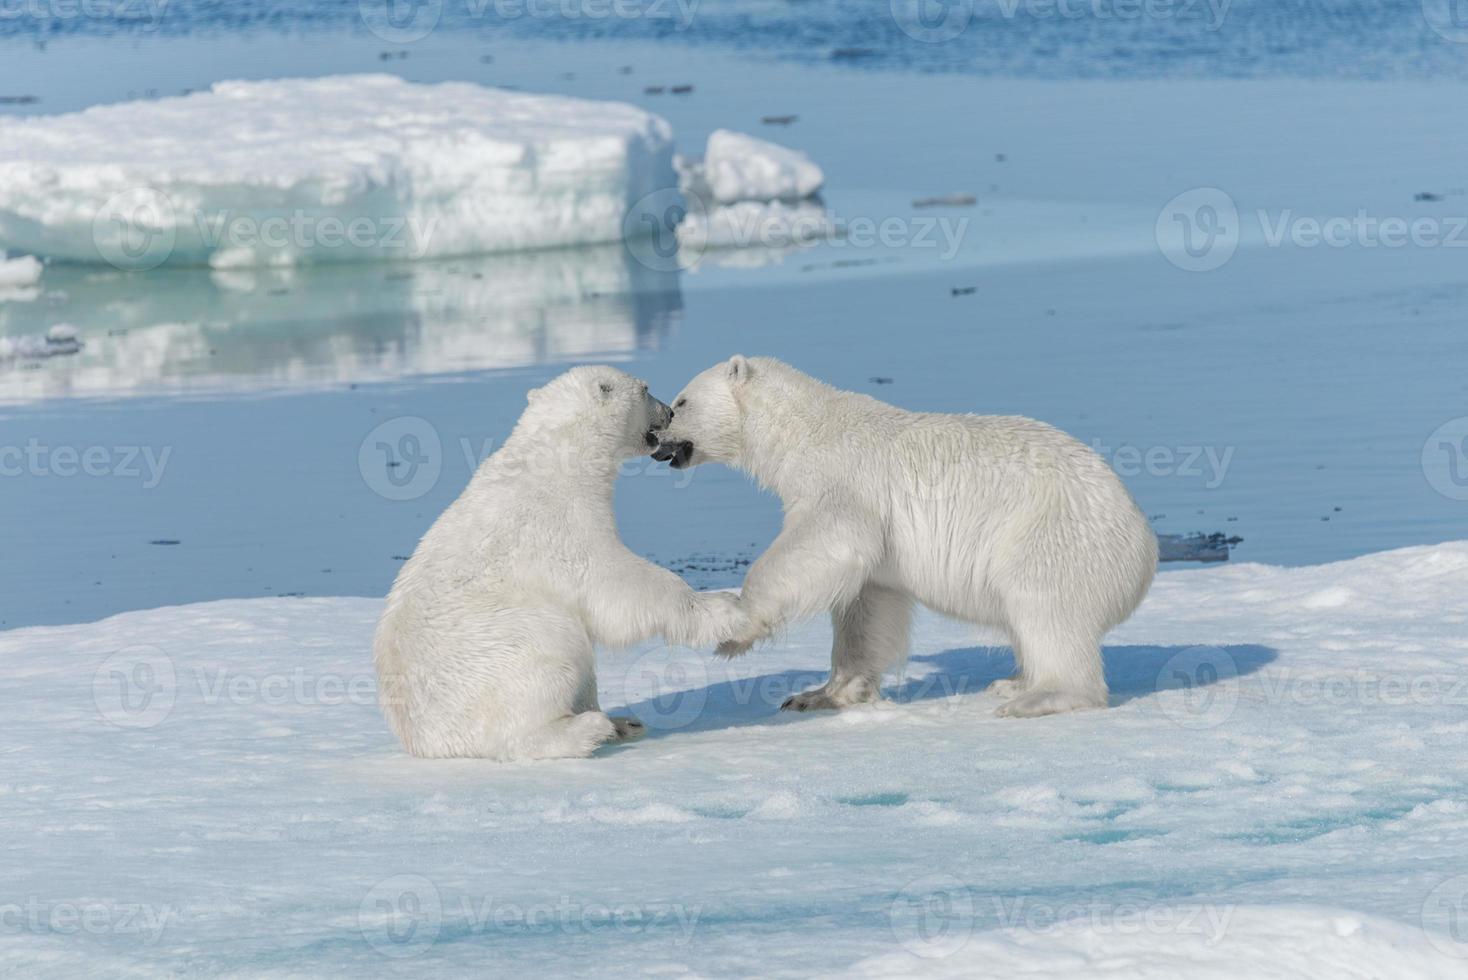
[0,252,43,301]
[0,77,843,271]
[0,253,42,288]
[0,76,680,268]
[675,130,833,257]
[0,323,82,361]
[701,130,824,205]
[4,543,1468,976]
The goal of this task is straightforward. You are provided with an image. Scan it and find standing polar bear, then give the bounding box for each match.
[652,356,1157,718]
[375,366,747,760]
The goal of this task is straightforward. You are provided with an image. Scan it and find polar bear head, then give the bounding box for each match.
[521,365,673,461]
[650,355,757,469]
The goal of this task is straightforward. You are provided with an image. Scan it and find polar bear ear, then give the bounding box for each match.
[727,354,752,385]
[526,386,544,405]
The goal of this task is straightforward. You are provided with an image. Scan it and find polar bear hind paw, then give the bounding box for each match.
[995,688,1106,718]
[985,675,1027,699]
[781,679,881,712]
[518,711,620,759]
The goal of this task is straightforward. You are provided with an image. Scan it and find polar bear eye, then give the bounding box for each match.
[599,382,614,394]
[674,397,687,410]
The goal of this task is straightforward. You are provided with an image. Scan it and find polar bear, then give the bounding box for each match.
[374,366,747,760]
[651,356,1157,718]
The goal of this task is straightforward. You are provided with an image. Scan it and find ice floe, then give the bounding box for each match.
[703,129,825,204]
[0,252,43,301]
[0,323,81,361]
[0,76,679,269]
[3,542,1468,974]
[675,130,833,260]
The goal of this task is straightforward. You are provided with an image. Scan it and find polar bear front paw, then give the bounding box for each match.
[692,592,757,649]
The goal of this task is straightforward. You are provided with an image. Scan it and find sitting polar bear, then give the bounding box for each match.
[375,366,747,760]
[652,356,1157,718]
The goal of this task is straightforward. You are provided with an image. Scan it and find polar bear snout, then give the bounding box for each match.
[651,439,694,469]
[644,396,674,449]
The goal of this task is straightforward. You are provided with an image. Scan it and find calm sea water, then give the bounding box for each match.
[2,19,1467,628]
[4,1,1468,80]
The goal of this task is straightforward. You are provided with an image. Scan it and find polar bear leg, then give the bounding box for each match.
[783,583,912,711]
[485,621,626,761]
[995,611,1107,718]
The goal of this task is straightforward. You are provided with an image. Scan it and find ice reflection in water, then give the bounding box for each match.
[0,242,682,405]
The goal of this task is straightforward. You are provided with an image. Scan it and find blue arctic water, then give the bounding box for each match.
[5,0,1468,80]
[2,21,1468,628]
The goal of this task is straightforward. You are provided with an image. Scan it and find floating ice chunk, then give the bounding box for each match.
[702,129,824,204]
[0,253,42,288]
[45,323,78,344]
[0,322,81,360]
[0,75,679,268]
[675,132,833,263]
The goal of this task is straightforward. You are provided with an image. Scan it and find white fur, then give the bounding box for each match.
[656,356,1157,717]
[374,366,746,760]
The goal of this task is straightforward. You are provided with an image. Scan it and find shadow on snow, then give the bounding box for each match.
[618,643,1277,738]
